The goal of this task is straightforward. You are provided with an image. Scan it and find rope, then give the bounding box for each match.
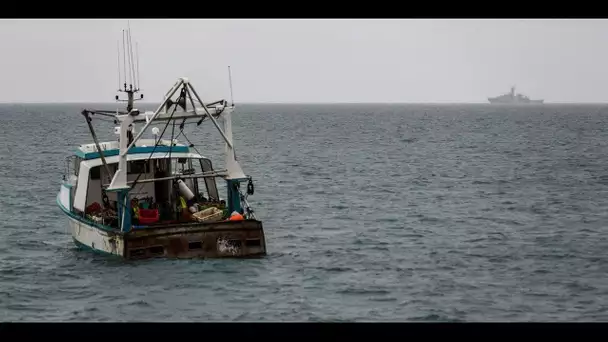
[237,186,256,220]
[167,120,176,163]
[178,130,203,156]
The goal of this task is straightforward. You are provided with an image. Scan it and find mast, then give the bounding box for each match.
[116,25,143,113]
[228,65,234,107]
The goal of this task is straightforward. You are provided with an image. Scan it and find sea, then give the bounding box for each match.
[1,102,608,321]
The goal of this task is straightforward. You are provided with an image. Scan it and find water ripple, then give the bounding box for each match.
[1,103,608,321]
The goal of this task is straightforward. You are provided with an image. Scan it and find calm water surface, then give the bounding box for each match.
[1,102,608,321]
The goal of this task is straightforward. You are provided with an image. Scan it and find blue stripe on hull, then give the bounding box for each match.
[71,237,118,257]
[75,145,190,160]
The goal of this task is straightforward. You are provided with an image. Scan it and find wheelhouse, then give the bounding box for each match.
[62,139,230,230]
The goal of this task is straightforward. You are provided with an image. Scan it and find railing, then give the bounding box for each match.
[64,155,77,181]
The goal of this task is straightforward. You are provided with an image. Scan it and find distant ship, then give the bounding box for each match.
[488,86,544,104]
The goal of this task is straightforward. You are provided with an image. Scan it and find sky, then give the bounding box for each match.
[1,19,608,104]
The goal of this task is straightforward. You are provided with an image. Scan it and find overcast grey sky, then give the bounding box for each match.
[1,19,608,103]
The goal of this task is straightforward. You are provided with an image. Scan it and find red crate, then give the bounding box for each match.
[138,208,160,224]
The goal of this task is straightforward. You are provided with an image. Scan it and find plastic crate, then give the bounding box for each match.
[139,208,160,224]
[192,207,223,222]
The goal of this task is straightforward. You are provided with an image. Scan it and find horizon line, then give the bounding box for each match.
[1,100,607,105]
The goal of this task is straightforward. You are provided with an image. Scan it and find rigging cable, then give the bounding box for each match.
[176,130,202,157]
[128,88,184,191]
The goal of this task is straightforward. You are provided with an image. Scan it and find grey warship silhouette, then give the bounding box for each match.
[488,86,544,104]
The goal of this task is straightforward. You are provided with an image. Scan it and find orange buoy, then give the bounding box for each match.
[229,211,244,221]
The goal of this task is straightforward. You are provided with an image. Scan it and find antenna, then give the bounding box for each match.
[116,40,121,91]
[122,30,127,91]
[116,24,144,112]
[127,22,136,90]
[136,42,141,91]
[228,65,234,107]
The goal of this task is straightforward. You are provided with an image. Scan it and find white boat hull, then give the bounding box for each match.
[68,216,125,256]
[59,190,266,260]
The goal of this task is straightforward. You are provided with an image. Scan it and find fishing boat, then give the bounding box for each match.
[56,29,266,259]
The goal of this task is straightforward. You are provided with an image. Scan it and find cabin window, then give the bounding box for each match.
[198,158,221,202]
[90,166,101,180]
[154,159,169,173]
[73,157,82,176]
[179,158,196,175]
[128,160,150,174]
